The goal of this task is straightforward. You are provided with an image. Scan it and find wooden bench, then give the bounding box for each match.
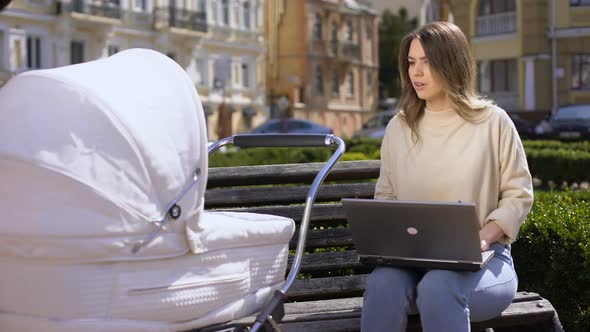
[202,159,563,332]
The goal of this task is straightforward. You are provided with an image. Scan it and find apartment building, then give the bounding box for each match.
[265,0,379,138]
[0,0,267,139]
[421,0,590,112]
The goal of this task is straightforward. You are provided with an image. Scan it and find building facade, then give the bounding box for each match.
[421,0,590,112]
[0,0,267,140]
[265,0,379,138]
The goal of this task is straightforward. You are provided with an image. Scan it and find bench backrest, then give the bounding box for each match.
[205,160,380,301]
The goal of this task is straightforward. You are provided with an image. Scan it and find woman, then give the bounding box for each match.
[362,22,533,331]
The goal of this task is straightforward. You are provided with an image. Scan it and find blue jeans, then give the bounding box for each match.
[361,243,518,332]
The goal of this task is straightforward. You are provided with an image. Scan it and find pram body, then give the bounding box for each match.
[0,49,344,331]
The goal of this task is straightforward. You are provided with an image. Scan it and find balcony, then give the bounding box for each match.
[310,39,360,62]
[60,0,123,20]
[155,7,207,33]
[477,12,516,36]
[123,10,153,29]
[340,42,360,60]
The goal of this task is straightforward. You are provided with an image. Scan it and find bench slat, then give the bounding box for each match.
[291,250,362,273]
[213,203,346,223]
[205,182,375,208]
[288,274,544,303]
[280,296,556,331]
[207,160,380,187]
[288,275,366,301]
[290,227,353,249]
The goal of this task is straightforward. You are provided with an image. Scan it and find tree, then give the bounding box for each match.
[378,7,418,99]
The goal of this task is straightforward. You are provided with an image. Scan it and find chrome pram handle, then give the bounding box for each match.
[208,133,346,332]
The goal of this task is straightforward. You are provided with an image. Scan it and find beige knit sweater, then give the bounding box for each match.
[374,106,533,244]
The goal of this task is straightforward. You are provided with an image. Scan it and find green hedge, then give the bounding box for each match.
[211,139,590,184]
[526,148,590,183]
[524,140,590,152]
[514,191,590,331]
[210,147,333,167]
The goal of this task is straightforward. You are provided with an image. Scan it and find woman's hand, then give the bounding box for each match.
[479,221,505,251]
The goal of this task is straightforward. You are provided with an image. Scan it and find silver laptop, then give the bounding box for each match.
[341,198,494,271]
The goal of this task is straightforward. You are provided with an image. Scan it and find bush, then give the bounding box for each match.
[526,148,590,183]
[524,140,590,152]
[514,191,590,331]
[210,147,333,167]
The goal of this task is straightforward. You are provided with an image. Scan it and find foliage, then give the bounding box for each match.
[379,8,418,98]
[209,147,332,167]
[523,140,590,152]
[211,140,590,185]
[526,148,590,183]
[514,191,590,331]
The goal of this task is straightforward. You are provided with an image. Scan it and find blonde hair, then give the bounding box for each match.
[397,21,493,142]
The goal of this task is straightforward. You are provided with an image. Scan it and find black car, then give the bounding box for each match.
[549,104,590,140]
[508,113,535,139]
[250,118,333,134]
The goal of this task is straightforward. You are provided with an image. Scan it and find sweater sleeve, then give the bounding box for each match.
[484,119,534,243]
[374,122,398,200]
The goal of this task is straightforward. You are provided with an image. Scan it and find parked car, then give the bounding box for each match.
[353,110,398,139]
[549,104,590,139]
[250,118,333,134]
[507,113,536,139]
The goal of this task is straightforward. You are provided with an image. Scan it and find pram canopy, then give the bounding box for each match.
[0,49,209,262]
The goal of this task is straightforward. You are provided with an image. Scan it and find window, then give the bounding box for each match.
[571,0,590,6]
[478,0,516,15]
[134,0,147,11]
[71,41,84,64]
[478,59,517,92]
[426,1,440,22]
[365,19,373,39]
[347,71,354,96]
[26,36,42,69]
[14,39,22,69]
[367,70,372,89]
[572,55,590,90]
[477,0,516,35]
[332,72,339,97]
[196,58,207,85]
[313,14,322,40]
[234,3,240,27]
[315,65,324,95]
[346,19,353,41]
[197,0,206,12]
[242,63,249,88]
[331,22,338,41]
[331,22,338,54]
[233,63,240,85]
[108,45,119,56]
[243,1,251,29]
[221,0,229,25]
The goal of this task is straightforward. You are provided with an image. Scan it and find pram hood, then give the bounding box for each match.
[0,49,209,262]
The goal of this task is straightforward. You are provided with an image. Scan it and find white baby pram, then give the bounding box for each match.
[0,49,345,332]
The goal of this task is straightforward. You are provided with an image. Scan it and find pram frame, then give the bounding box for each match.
[203,133,346,332]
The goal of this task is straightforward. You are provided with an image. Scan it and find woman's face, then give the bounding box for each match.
[407,38,449,110]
